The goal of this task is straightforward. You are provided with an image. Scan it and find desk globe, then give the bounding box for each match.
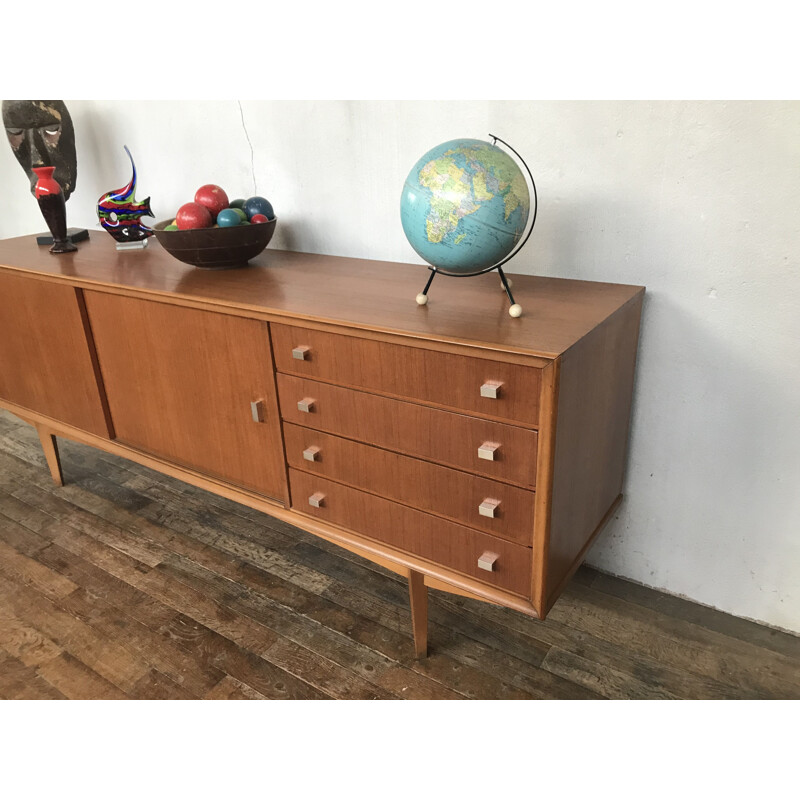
[400,136,536,317]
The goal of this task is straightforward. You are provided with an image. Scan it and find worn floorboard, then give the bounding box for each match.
[0,409,798,700]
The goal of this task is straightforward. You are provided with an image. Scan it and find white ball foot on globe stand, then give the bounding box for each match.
[500,278,513,290]
[414,267,521,314]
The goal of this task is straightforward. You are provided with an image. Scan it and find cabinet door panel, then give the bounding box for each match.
[84,291,286,501]
[0,271,110,436]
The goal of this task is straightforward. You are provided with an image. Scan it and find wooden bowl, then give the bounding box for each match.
[152,217,276,269]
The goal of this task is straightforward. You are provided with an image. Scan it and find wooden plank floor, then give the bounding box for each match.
[0,409,798,700]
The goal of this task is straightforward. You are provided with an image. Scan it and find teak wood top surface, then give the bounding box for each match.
[0,234,643,359]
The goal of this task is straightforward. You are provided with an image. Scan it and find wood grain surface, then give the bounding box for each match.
[0,397,538,616]
[0,271,110,437]
[546,295,644,610]
[35,425,63,487]
[271,322,542,426]
[288,469,533,597]
[0,236,643,360]
[0,236,647,658]
[2,408,799,700]
[283,423,535,544]
[277,375,539,488]
[408,571,428,659]
[83,291,287,502]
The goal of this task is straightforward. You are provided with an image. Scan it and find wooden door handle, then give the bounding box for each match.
[308,492,326,508]
[478,441,500,461]
[297,397,316,413]
[478,498,501,518]
[480,380,503,399]
[303,446,321,462]
[478,551,499,572]
[250,399,265,422]
[292,345,310,360]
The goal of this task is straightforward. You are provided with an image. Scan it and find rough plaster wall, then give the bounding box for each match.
[0,100,797,633]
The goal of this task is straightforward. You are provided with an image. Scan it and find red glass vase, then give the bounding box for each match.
[32,166,77,253]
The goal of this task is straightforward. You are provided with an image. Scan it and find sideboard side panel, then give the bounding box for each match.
[0,269,111,437]
[531,359,559,614]
[545,291,645,610]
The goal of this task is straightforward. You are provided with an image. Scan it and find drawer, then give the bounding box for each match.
[271,322,541,427]
[290,469,532,597]
[277,374,538,488]
[284,424,535,545]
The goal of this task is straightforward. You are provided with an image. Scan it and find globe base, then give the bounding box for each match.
[415,265,522,317]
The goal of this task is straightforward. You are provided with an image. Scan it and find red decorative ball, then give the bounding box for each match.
[194,184,229,218]
[250,213,268,224]
[175,202,213,230]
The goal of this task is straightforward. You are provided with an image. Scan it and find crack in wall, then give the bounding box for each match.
[238,100,257,196]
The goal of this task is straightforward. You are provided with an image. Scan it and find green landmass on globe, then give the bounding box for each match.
[401,138,530,273]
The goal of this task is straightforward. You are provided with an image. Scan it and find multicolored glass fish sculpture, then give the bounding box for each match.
[97,145,154,242]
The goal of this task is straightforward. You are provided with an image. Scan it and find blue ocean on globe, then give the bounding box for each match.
[400,138,530,273]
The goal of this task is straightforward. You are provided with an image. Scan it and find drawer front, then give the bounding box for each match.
[284,424,535,545]
[277,374,538,488]
[271,323,541,427]
[290,469,532,597]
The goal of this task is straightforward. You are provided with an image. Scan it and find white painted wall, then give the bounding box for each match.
[1,100,798,633]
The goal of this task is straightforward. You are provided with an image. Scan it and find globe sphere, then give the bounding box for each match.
[400,138,530,274]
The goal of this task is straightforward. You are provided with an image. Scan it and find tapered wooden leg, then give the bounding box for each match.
[35,425,64,486]
[408,569,428,659]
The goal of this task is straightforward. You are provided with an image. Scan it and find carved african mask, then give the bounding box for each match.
[2,100,77,201]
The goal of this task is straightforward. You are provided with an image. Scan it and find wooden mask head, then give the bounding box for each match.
[2,100,77,201]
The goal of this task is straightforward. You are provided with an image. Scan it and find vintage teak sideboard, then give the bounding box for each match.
[0,234,644,657]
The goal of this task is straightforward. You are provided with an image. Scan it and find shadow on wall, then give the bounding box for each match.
[506,192,625,282]
[515,191,702,289]
[503,176,797,625]
[588,291,797,619]
[271,220,298,253]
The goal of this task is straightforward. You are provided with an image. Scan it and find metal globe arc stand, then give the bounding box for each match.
[415,134,538,318]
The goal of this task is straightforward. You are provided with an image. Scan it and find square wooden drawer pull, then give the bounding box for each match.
[478,498,501,518]
[292,346,310,360]
[478,441,501,461]
[480,380,503,399]
[478,551,499,572]
[297,397,316,413]
[308,492,326,508]
[303,446,321,462]
[250,399,265,423]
